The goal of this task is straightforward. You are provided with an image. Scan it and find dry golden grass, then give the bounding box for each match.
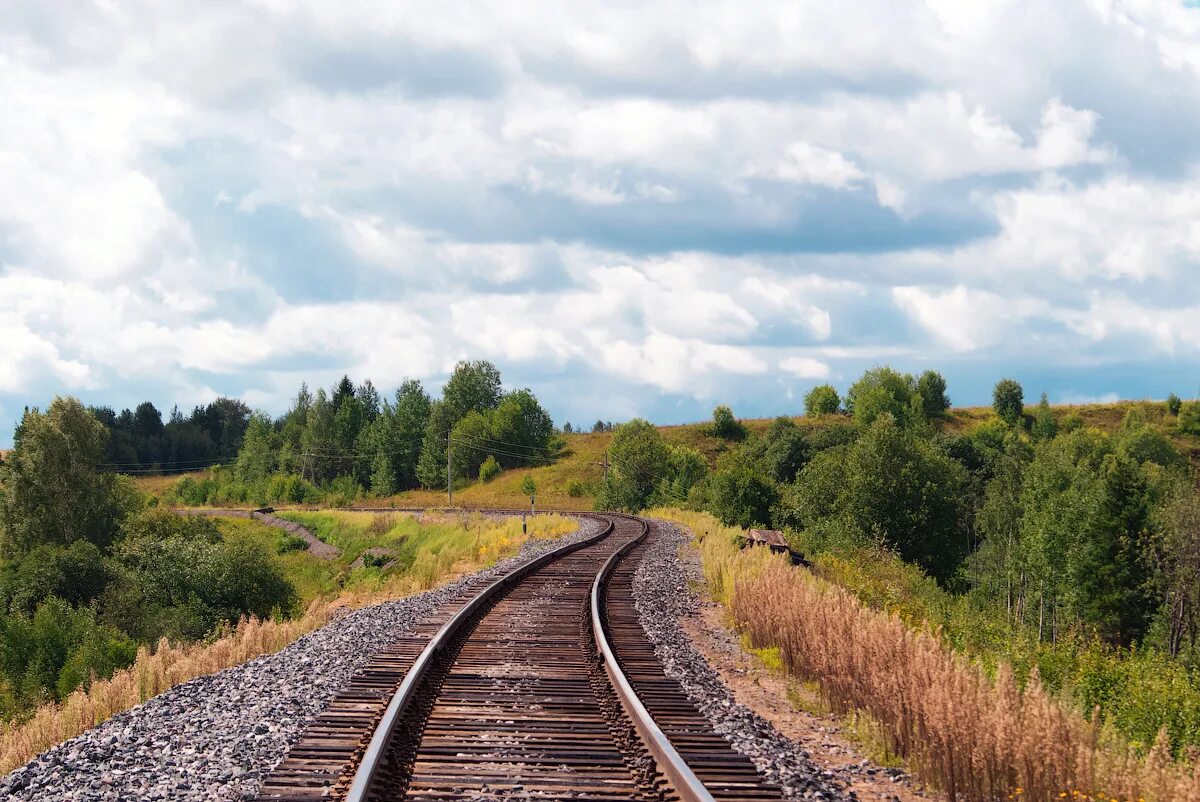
[0,510,576,774]
[0,602,333,775]
[656,508,1200,802]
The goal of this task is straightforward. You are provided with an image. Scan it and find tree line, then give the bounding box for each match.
[597,367,1200,655]
[0,398,293,718]
[172,360,556,506]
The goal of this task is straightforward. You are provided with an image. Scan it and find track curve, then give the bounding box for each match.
[255,512,780,802]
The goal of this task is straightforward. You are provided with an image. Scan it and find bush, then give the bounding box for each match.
[1167,393,1183,416]
[1180,401,1200,437]
[361,551,391,569]
[710,405,746,441]
[478,455,501,483]
[804,384,841,416]
[566,480,591,498]
[993,379,1024,426]
[276,533,309,554]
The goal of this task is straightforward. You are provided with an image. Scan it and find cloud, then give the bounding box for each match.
[778,356,831,379]
[3,0,1200,443]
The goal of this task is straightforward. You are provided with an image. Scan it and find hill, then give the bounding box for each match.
[137,398,1199,511]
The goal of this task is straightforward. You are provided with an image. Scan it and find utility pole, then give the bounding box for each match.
[597,452,609,482]
[446,440,453,506]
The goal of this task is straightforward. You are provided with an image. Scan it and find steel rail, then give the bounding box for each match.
[343,513,615,802]
[590,517,718,802]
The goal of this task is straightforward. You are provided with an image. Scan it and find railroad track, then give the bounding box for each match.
[256,513,780,802]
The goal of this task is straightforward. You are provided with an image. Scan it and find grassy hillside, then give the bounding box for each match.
[137,398,1199,510]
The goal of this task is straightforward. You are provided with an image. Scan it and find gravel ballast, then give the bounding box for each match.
[0,516,605,802]
[633,520,850,802]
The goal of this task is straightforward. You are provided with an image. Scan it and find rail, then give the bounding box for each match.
[589,516,718,802]
[343,513,615,802]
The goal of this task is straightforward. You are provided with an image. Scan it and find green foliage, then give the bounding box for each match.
[595,419,670,512]
[1167,393,1183,416]
[1180,400,1200,436]
[916,370,950,417]
[992,378,1025,427]
[845,367,923,428]
[694,456,778,529]
[370,451,396,497]
[741,417,809,482]
[236,412,277,484]
[804,384,841,416]
[0,398,131,557]
[276,533,309,554]
[520,474,537,499]
[780,416,969,582]
[710,405,746,441]
[1031,392,1058,441]
[478,455,501,483]
[113,509,295,641]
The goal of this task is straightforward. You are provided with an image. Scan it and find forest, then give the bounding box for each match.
[5,360,1200,749]
[0,360,556,720]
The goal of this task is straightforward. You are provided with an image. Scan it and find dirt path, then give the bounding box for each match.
[681,598,937,802]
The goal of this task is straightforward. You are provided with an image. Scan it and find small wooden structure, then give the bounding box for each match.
[739,528,811,567]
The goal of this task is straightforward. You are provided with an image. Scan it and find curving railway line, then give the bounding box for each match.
[255,513,780,802]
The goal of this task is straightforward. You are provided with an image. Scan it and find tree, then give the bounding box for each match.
[0,399,129,557]
[804,385,841,416]
[520,474,537,511]
[783,415,969,582]
[235,412,277,484]
[417,362,503,489]
[845,367,922,428]
[993,379,1025,427]
[563,422,573,434]
[916,371,950,418]
[391,380,431,489]
[1152,481,1200,655]
[598,419,670,512]
[742,417,809,482]
[370,451,396,497]
[1180,401,1200,436]
[710,405,746,440]
[1031,393,1058,442]
[698,458,779,529]
[1167,393,1183,416]
[489,390,554,467]
[479,455,501,483]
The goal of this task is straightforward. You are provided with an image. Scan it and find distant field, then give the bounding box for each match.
[133,398,1198,508]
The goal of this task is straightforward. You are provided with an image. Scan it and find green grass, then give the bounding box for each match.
[214,510,577,607]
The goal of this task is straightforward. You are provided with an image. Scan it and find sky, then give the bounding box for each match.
[2,0,1199,444]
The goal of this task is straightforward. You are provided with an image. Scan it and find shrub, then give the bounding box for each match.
[1167,393,1182,416]
[993,378,1025,426]
[478,455,501,483]
[1180,401,1200,437]
[710,405,746,441]
[276,533,309,554]
[361,551,391,569]
[804,384,841,416]
[566,480,590,498]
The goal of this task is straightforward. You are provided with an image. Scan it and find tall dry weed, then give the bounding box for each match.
[0,601,333,775]
[733,560,1200,802]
